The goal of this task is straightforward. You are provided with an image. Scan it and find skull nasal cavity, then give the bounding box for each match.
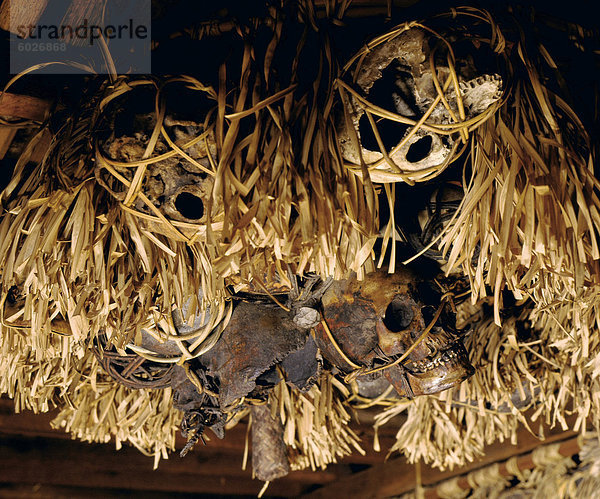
[406,135,433,163]
[175,192,204,220]
[383,298,414,332]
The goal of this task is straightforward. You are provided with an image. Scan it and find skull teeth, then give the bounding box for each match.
[459,73,502,91]
[408,347,463,374]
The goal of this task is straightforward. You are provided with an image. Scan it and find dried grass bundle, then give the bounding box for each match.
[0,78,224,453]
[0,2,379,369]
[370,9,600,471]
[51,358,181,470]
[211,10,378,284]
[437,14,600,329]
[375,294,600,470]
[268,373,365,471]
[0,1,377,463]
[564,436,600,497]
[0,314,80,414]
[0,77,228,348]
[399,440,579,499]
[0,312,180,468]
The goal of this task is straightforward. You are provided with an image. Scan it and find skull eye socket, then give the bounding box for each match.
[358,114,410,153]
[383,297,414,332]
[406,135,433,163]
[416,281,441,305]
[175,192,204,220]
[357,64,413,152]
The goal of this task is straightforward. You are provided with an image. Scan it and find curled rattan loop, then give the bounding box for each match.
[93,336,176,390]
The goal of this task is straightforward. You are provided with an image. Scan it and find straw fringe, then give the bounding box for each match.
[1,2,600,475]
[268,373,365,471]
[375,295,600,470]
[399,436,600,499]
[439,30,600,328]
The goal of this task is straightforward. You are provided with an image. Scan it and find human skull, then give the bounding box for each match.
[337,27,503,182]
[143,117,216,224]
[314,267,474,397]
[102,114,218,236]
[375,281,474,396]
[95,78,221,239]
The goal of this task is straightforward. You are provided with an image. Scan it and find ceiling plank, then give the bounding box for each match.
[0,483,258,499]
[0,397,399,465]
[0,432,343,484]
[1,395,406,497]
[0,93,51,122]
[304,418,580,499]
[0,434,315,497]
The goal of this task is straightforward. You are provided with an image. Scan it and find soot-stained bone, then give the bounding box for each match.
[199,300,317,409]
[314,267,474,398]
[99,112,217,234]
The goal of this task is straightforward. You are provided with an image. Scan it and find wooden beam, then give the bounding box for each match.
[0,92,51,122]
[0,484,203,499]
[0,398,399,465]
[0,434,331,497]
[0,0,49,36]
[0,483,236,499]
[2,394,361,495]
[0,399,62,439]
[424,436,581,499]
[304,418,580,499]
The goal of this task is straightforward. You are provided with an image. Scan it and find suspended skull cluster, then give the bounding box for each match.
[86,10,497,482]
[337,26,503,183]
[91,264,473,481]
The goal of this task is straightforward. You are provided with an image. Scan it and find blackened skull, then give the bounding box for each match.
[314,267,474,398]
[96,80,221,239]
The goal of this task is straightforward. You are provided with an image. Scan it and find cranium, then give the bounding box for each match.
[141,119,216,225]
[314,267,474,397]
[97,82,220,238]
[103,114,217,231]
[337,27,503,181]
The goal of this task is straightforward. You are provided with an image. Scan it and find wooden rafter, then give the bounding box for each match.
[0,0,49,36]
[0,92,51,122]
[304,416,581,499]
[0,398,405,496]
